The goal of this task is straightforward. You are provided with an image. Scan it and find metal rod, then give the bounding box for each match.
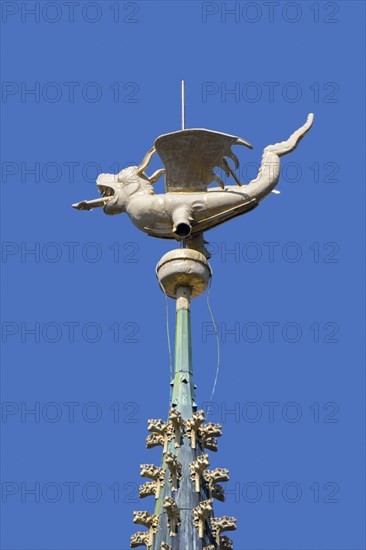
[181,80,185,130]
[176,286,190,312]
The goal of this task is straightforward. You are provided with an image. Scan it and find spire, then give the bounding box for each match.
[72,81,314,549]
[130,249,237,549]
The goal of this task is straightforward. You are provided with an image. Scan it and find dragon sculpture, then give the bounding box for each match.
[73,113,314,257]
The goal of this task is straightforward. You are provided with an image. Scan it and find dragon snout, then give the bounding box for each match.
[72,178,118,212]
[97,183,115,198]
[96,173,117,198]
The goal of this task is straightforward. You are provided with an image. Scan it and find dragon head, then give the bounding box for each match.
[72,147,164,214]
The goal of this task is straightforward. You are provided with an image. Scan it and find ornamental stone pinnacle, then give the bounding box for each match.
[186,410,205,449]
[190,454,210,494]
[165,453,182,492]
[163,497,181,537]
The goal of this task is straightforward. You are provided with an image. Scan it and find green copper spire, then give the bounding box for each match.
[171,287,195,418]
[131,250,236,550]
[152,287,213,549]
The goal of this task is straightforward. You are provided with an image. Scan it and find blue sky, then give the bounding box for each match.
[1,1,365,549]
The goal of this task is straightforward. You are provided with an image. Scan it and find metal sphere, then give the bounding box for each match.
[156,249,212,299]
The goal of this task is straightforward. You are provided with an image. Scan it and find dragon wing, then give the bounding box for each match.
[154,129,252,192]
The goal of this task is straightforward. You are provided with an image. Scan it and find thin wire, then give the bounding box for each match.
[156,267,173,383]
[206,274,221,403]
[164,292,173,382]
[181,80,185,130]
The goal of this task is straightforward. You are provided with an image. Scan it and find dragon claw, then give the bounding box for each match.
[213,173,225,189]
[224,152,239,170]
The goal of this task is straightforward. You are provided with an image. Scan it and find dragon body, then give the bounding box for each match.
[73,114,314,257]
